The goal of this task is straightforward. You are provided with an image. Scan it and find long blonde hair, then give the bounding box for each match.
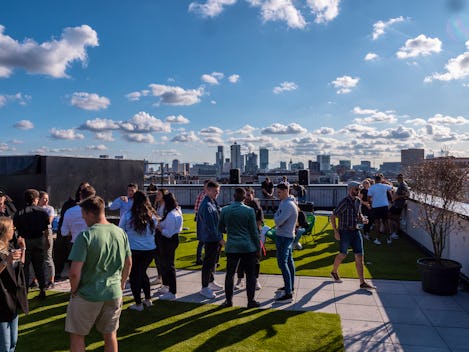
[0,216,12,253]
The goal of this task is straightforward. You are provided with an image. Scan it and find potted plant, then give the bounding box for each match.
[410,157,468,295]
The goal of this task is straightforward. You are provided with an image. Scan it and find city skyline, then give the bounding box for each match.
[1,1,469,166]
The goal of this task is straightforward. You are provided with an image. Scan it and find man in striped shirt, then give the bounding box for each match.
[330,181,375,290]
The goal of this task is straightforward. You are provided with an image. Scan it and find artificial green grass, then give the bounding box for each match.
[18,292,343,352]
[177,214,427,281]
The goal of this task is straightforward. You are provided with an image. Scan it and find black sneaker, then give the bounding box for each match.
[276,286,294,293]
[360,282,376,290]
[38,290,46,300]
[275,293,293,303]
[220,300,233,308]
[330,272,342,283]
[247,300,260,308]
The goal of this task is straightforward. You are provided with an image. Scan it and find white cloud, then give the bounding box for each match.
[248,0,307,29]
[405,118,427,126]
[123,133,155,143]
[0,93,31,107]
[95,131,115,141]
[331,75,359,94]
[314,127,335,135]
[120,112,171,133]
[204,136,225,144]
[71,92,110,111]
[0,25,98,78]
[372,16,405,40]
[189,0,237,17]
[424,41,469,82]
[428,113,469,125]
[396,34,442,59]
[352,106,397,123]
[149,84,204,106]
[165,115,190,124]
[50,128,85,140]
[0,143,15,152]
[273,81,298,94]
[31,146,75,154]
[201,72,224,85]
[200,126,224,135]
[86,144,108,151]
[306,0,340,24]
[125,90,150,102]
[364,52,379,61]
[228,74,240,83]
[171,131,200,142]
[80,118,120,131]
[14,120,34,130]
[261,122,307,134]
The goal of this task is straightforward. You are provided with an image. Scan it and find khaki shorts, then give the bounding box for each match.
[65,294,123,335]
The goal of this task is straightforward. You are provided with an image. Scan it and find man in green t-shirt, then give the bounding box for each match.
[65,195,132,352]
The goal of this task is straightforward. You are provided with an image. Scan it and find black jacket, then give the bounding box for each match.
[0,248,28,321]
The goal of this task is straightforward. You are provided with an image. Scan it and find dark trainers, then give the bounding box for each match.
[275,293,293,303]
[276,286,294,293]
[330,272,342,283]
[360,282,376,290]
[220,300,233,308]
[247,300,260,308]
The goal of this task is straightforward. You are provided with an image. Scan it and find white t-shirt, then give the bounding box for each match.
[60,205,88,242]
[368,183,393,208]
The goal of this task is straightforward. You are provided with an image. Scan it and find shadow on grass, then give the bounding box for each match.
[17,293,343,352]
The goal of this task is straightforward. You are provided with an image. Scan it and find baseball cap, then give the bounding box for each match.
[347,181,361,189]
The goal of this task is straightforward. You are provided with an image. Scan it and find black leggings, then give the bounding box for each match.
[129,249,156,304]
[156,233,179,294]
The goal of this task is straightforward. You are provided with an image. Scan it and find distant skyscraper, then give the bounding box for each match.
[259,147,269,170]
[317,155,331,171]
[230,142,242,169]
[401,148,424,171]
[308,160,320,174]
[280,161,287,170]
[216,145,224,177]
[172,159,180,173]
[339,160,351,170]
[245,152,258,175]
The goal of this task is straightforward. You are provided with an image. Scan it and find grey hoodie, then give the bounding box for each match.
[274,195,298,238]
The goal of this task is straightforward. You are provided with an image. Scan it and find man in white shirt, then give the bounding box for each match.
[367,175,394,245]
[61,186,96,243]
[109,183,138,218]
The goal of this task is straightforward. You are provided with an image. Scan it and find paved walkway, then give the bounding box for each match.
[54,268,469,352]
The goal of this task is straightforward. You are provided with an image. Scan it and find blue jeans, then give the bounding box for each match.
[0,314,18,352]
[275,236,295,294]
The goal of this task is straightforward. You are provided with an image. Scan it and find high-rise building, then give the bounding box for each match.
[317,155,331,171]
[245,152,258,175]
[280,161,287,170]
[215,145,224,178]
[401,148,424,171]
[172,159,180,173]
[259,147,269,170]
[339,160,351,170]
[230,142,242,169]
[308,160,320,174]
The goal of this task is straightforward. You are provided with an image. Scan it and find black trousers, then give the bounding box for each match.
[53,234,72,278]
[225,252,258,304]
[156,233,179,294]
[129,249,155,304]
[201,241,221,288]
[236,253,260,279]
[24,237,46,291]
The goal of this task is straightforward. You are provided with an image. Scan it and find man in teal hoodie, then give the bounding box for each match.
[219,187,261,308]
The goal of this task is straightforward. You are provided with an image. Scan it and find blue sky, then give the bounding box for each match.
[1,0,468,168]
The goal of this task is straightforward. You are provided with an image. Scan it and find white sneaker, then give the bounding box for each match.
[255,280,262,290]
[142,299,153,307]
[295,243,303,250]
[158,285,169,294]
[159,292,177,300]
[390,233,399,240]
[208,281,224,291]
[199,287,216,299]
[129,303,144,311]
[235,278,244,289]
[373,239,382,245]
[387,238,393,245]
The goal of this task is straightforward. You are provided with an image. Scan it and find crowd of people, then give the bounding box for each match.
[0,173,408,351]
